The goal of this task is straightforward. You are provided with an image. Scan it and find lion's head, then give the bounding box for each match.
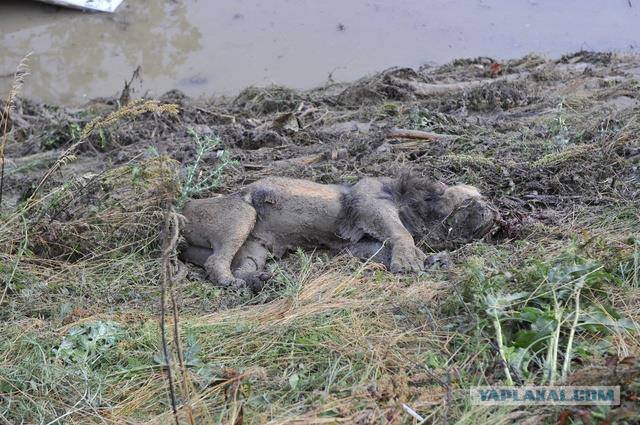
[427,184,496,247]
[391,175,496,249]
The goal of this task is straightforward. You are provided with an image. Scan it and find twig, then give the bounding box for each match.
[402,404,425,422]
[160,151,197,423]
[160,206,180,425]
[118,65,141,106]
[165,209,196,425]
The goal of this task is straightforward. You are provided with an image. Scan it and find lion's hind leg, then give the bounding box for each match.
[181,245,214,267]
[182,197,257,288]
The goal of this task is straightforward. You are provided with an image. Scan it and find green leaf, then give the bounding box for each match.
[289,373,300,390]
[54,320,122,366]
[194,365,223,390]
[547,263,598,285]
[504,346,533,376]
[513,330,538,348]
[484,292,529,316]
[531,316,556,335]
[131,166,141,180]
[517,307,544,322]
[579,310,638,331]
[184,338,203,367]
[153,352,167,365]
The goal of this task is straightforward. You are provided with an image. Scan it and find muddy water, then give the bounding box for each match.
[1,0,639,105]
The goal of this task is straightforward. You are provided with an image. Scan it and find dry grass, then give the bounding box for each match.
[1,52,639,424]
[0,53,31,209]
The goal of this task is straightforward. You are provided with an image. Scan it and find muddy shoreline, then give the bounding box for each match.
[3,51,639,233]
[3,0,640,104]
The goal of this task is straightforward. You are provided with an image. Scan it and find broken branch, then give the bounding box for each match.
[386,128,457,142]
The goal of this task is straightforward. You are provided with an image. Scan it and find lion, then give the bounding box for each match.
[180,175,496,290]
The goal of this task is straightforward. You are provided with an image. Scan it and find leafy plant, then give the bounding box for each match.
[482,291,529,385]
[549,99,569,147]
[475,252,637,385]
[178,128,237,206]
[54,321,123,366]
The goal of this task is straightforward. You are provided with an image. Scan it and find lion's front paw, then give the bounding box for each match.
[390,244,427,273]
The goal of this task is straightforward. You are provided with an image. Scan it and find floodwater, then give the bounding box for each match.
[1,0,639,105]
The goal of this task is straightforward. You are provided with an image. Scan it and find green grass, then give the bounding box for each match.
[2,232,638,423]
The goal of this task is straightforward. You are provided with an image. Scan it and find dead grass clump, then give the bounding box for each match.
[82,100,179,139]
[464,79,538,112]
[523,109,639,197]
[159,258,454,424]
[559,50,615,65]
[336,83,387,107]
[530,143,595,168]
[24,156,180,260]
[435,56,497,76]
[233,86,303,115]
[335,68,436,107]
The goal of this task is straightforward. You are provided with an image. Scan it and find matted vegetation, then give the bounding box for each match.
[1,51,639,424]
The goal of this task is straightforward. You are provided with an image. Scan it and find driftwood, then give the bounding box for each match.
[386,128,457,142]
[387,72,526,97]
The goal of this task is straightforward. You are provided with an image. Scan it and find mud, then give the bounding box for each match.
[3,51,640,252]
[2,0,640,104]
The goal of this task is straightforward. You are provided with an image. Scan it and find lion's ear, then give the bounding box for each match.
[423,180,446,199]
[394,172,445,201]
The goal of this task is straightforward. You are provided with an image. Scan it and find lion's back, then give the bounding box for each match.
[243,177,348,253]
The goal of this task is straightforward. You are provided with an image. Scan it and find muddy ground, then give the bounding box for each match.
[1,51,639,424]
[4,52,639,225]
[3,52,639,262]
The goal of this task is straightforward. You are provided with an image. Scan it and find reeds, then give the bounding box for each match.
[0,53,31,209]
